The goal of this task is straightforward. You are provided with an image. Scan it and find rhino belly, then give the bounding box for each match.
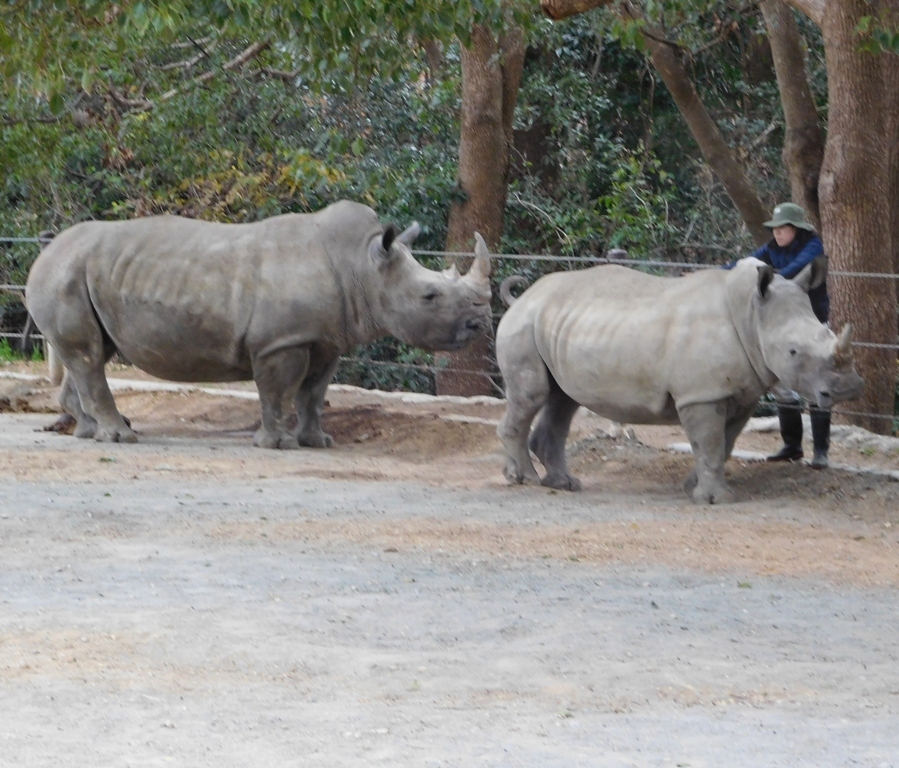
[537,315,679,425]
[95,299,253,382]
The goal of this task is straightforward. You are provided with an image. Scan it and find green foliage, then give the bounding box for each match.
[0,1,857,397]
[0,336,40,362]
[0,337,14,362]
[856,16,899,54]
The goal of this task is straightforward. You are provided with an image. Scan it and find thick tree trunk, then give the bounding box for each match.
[882,0,899,426]
[641,34,771,246]
[883,0,899,284]
[437,24,525,396]
[818,0,897,434]
[761,0,826,228]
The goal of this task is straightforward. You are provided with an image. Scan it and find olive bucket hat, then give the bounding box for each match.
[764,202,815,231]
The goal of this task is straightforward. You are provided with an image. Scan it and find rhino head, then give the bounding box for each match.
[752,262,864,409]
[369,224,492,351]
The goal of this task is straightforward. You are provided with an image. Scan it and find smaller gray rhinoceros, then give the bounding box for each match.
[495,257,864,504]
[25,200,492,448]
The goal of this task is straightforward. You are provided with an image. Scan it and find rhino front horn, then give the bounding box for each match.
[466,232,492,283]
[835,323,853,361]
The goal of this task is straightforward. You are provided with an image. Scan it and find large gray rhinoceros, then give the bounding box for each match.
[495,257,864,503]
[25,200,492,448]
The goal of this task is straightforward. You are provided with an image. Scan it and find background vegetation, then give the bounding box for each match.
[5,5,892,427]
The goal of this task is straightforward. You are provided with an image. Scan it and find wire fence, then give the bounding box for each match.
[2,235,897,427]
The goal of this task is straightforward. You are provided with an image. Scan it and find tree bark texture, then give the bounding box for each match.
[882,0,899,283]
[818,0,897,434]
[761,0,826,228]
[438,24,525,396]
[641,35,771,246]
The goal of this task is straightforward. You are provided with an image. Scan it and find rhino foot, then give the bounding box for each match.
[682,471,698,494]
[94,424,138,443]
[296,431,334,449]
[254,430,300,450]
[541,472,583,492]
[691,482,735,505]
[503,462,541,486]
[73,415,99,439]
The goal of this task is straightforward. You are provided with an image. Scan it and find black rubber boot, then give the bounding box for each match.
[767,404,804,462]
[810,408,831,469]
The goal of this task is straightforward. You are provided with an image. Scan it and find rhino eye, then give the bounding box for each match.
[423,290,439,302]
[789,348,797,356]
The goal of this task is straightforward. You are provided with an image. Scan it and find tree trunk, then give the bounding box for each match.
[760,0,826,228]
[883,0,899,284]
[882,0,899,425]
[640,33,771,246]
[436,24,525,396]
[818,0,897,434]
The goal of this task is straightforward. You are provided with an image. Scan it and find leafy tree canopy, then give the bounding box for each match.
[1,0,535,111]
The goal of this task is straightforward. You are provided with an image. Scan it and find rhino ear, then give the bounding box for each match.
[793,262,814,293]
[373,224,400,264]
[757,264,775,298]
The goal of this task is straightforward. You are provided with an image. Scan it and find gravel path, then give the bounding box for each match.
[2,406,898,767]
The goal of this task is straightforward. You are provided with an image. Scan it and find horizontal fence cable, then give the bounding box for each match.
[414,249,899,280]
[2,240,897,426]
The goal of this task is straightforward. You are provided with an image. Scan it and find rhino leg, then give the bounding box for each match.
[497,354,549,487]
[52,328,136,443]
[59,371,98,438]
[529,378,582,491]
[677,401,734,504]
[682,404,755,499]
[252,347,310,450]
[293,355,340,448]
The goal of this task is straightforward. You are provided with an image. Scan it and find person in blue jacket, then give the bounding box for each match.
[752,202,831,468]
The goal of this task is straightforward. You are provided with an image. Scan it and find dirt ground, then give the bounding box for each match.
[1,361,898,767]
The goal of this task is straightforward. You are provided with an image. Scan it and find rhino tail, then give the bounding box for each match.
[499,275,530,307]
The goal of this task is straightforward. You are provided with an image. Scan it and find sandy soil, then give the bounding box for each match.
[1,362,898,767]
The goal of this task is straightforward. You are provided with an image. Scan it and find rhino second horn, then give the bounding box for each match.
[397,221,421,246]
[467,232,492,281]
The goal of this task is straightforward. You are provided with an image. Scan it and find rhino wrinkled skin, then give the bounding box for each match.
[496,257,864,504]
[26,201,492,449]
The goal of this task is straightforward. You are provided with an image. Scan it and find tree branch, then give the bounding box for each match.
[540,0,615,21]
[159,39,219,71]
[158,39,272,102]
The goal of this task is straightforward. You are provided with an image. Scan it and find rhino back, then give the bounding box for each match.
[524,266,761,420]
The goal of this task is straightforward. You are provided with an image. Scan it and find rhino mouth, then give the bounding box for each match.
[814,376,865,409]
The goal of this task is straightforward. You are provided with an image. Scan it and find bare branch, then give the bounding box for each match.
[159,40,219,71]
[169,35,214,49]
[257,67,300,83]
[158,39,272,103]
[222,39,272,72]
[107,86,153,111]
